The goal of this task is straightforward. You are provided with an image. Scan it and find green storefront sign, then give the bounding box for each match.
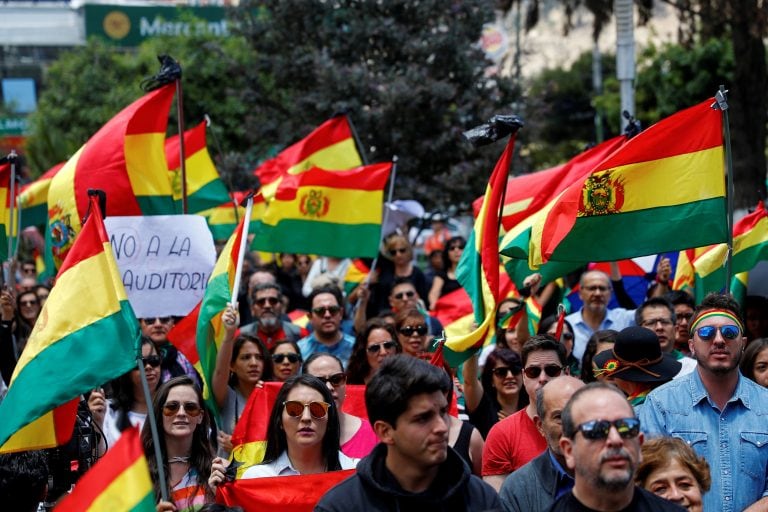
[0,117,28,136]
[84,4,230,47]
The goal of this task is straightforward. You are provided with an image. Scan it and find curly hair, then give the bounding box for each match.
[636,436,712,492]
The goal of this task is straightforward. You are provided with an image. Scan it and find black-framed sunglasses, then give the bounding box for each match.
[399,325,428,336]
[367,341,397,354]
[283,400,331,419]
[393,290,416,300]
[312,305,342,316]
[389,247,408,256]
[492,365,522,378]
[523,365,563,379]
[254,296,280,307]
[695,324,741,341]
[143,317,173,325]
[142,355,162,368]
[314,372,346,387]
[448,244,465,251]
[272,353,301,364]
[574,418,640,441]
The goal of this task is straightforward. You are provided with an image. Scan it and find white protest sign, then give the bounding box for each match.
[105,215,216,318]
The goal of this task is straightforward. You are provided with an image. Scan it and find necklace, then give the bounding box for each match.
[168,456,190,464]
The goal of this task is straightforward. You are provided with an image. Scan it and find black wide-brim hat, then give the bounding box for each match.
[593,326,682,384]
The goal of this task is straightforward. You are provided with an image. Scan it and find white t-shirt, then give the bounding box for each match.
[241,450,358,478]
[101,401,147,449]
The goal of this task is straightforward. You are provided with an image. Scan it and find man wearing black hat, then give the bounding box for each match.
[593,326,681,408]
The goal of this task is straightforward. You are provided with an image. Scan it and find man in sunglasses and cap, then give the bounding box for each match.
[549,382,682,511]
[640,293,768,512]
[240,282,301,350]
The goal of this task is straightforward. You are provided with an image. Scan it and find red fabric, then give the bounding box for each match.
[217,469,355,512]
[481,408,547,476]
[167,301,202,365]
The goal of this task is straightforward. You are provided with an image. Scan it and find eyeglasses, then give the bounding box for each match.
[523,365,563,379]
[20,299,39,306]
[676,312,694,322]
[142,355,162,368]
[367,341,397,354]
[389,247,408,256]
[641,318,674,328]
[393,290,416,300]
[448,244,465,251]
[272,353,301,364]
[583,285,610,293]
[254,296,280,307]
[312,305,342,317]
[143,317,173,325]
[313,372,346,387]
[492,365,522,378]
[695,324,741,341]
[574,418,641,441]
[399,325,428,336]
[162,401,203,417]
[283,400,331,419]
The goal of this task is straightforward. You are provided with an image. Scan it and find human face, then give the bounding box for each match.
[305,355,346,408]
[751,346,768,388]
[539,377,585,454]
[381,391,449,471]
[397,318,428,357]
[523,350,564,402]
[272,344,301,382]
[388,241,411,265]
[309,293,342,337]
[252,288,282,329]
[579,272,612,314]
[644,458,704,512]
[688,311,745,376]
[36,288,50,307]
[491,360,521,400]
[297,255,312,277]
[561,389,643,493]
[366,328,398,373]
[674,304,694,346]
[640,305,676,353]
[389,284,418,311]
[18,292,40,322]
[162,385,203,439]
[447,241,464,264]
[282,385,328,453]
[141,316,174,345]
[131,343,161,392]
[230,341,264,387]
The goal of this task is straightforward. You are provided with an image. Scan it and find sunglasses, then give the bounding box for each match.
[314,372,346,387]
[676,312,694,321]
[283,400,331,419]
[695,324,741,341]
[583,285,610,293]
[162,401,202,417]
[142,355,162,368]
[272,353,301,364]
[393,290,416,300]
[22,267,36,274]
[523,365,563,379]
[399,325,428,336]
[389,247,408,256]
[254,296,280,307]
[448,244,465,251]
[143,317,173,325]
[312,305,342,316]
[492,365,522,378]
[575,418,641,441]
[367,341,397,354]
[20,299,39,306]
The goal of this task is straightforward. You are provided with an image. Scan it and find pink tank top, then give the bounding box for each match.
[341,417,378,458]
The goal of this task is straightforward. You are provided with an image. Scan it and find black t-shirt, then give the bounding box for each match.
[548,487,686,512]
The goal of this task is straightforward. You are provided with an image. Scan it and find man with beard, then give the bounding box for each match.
[240,282,301,350]
[640,293,768,512]
[298,285,355,367]
[549,383,683,511]
[636,297,696,377]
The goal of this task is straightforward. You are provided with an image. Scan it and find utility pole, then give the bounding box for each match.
[615,0,635,132]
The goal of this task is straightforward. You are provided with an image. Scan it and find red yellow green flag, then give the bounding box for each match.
[198,192,267,241]
[47,84,176,268]
[19,162,63,229]
[254,115,363,200]
[251,163,391,258]
[0,193,141,452]
[54,426,154,512]
[344,258,371,295]
[165,120,231,214]
[693,200,768,301]
[503,99,727,270]
[0,160,13,260]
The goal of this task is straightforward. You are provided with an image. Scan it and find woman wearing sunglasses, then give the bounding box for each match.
[346,319,402,384]
[270,340,303,382]
[367,235,429,315]
[428,236,466,310]
[144,376,215,511]
[395,307,431,359]
[88,336,162,450]
[304,353,378,458]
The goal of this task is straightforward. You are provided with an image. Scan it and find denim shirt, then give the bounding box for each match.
[298,332,355,368]
[639,370,768,512]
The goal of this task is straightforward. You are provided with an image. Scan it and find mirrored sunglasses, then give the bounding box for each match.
[575,418,640,440]
[283,400,331,419]
[695,324,741,341]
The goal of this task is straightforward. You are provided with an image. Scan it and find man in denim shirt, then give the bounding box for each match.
[639,293,768,512]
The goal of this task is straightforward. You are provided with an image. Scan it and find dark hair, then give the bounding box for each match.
[307,285,345,317]
[366,354,451,427]
[538,315,572,336]
[664,290,695,309]
[0,450,48,512]
[262,375,342,470]
[111,336,159,432]
[199,505,245,512]
[347,318,401,384]
[441,236,466,269]
[302,352,344,376]
[740,338,768,383]
[521,334,567,367]
[142,376,213,503]
[694,293,743,324]
[481,348,529,412]
[561,382,631,438]
[249,282,283,305]
[391,276,417,294]
[635,297,676,326]
[581,330,619,383]
[228,335,274,386]
[34,284,50,296]
[270,339,302,357]
[16,290,40,327]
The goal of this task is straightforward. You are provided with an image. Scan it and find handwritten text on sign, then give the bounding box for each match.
[105,215,216,318]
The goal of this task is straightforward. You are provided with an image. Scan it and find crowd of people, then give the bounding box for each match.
[2,221,768,512]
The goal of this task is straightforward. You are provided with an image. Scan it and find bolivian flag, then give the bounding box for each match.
[19,163,63,229]
[251,163,391,258]
[0,193,141,452]
[693,200,768,301]
[47,84,176,268]
[502,98,727,269]
[198,191,266,241]
[254,115,363,200]
[165,121,231,214]
[0,159,13,260]
[54,426,153,512]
